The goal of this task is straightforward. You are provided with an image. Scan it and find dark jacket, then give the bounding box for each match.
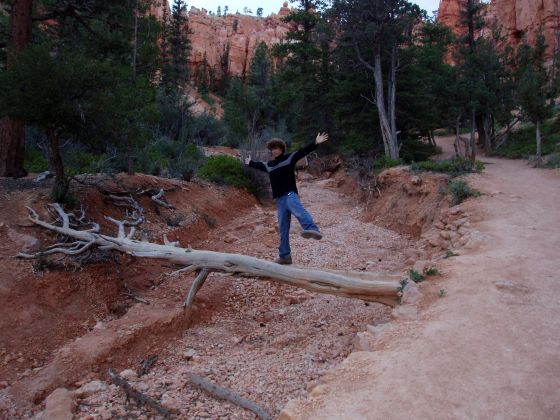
[248,142,317,199]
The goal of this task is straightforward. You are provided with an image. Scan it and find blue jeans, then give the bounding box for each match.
[276,192,319,258]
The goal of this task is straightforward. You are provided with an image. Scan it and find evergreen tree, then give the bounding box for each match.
[164,0,191,88]
[332,0,423,159]
[515,35,556,164]
[273,0,333,143]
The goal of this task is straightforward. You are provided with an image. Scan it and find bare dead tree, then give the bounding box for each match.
[17,203,404,307]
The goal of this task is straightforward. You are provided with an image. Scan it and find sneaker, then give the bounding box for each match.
[301,229,322,240]
[275,255,292,265]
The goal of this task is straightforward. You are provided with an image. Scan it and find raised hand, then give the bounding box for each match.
[315,132,329,145]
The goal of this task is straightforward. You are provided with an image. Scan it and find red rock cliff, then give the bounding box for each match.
[438,0,559,61]
[187,3,292,79]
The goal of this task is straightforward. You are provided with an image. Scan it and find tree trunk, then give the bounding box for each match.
[0,0,33,178]
[19,204,404,307]
[454,116,461,157]
[535,119,542,165]
[387,45,398,159]
[0,118,27,177]
[470,109,477,162]
[483,113,492,154]
[475,113,485,146]
[374,53,397,159]
[46,129,66,196]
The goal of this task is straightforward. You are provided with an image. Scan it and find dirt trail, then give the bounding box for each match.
[284,150,560,418]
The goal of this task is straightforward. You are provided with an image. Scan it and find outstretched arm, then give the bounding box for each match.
[315,132,329,145]
[245,156,267,172]
[293,131,329,161]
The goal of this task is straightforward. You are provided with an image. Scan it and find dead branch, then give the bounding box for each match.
[108,368,171,417]
[151,188,174,209]
[183,269,211,308]
[18,204,404,307]
[187,373,271,420]
[137,355,158,377]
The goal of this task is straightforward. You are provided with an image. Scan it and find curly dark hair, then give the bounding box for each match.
[266,138,286,153]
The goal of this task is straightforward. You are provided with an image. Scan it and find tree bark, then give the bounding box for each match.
[0,0,33,178]
[19,205,404,307]
[470,109,477,162]
[535,118,542,165]
[46,129,66,195]
[374,53,397,159]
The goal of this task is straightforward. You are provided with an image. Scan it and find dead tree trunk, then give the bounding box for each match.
[17,204,404,307]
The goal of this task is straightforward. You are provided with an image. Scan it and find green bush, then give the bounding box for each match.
[400,137,441,163]
[198,155,253,191]
[373,155,403,170]
[545,152,560,168]
[25,147,49,172]
[136,138,204,180]
[492,119,558,158]
[447,179,478,205]
[411,157,484,175]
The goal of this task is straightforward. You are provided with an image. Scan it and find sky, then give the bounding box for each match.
[185,0,442,19]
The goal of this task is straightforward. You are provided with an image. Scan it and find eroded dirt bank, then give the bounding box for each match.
[0,170,425,418]
[281,158,560,419]
[0,160,488,418]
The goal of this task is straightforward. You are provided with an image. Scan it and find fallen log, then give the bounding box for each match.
[17,203,404,306]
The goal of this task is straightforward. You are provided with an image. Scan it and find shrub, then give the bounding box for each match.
[492,119,558,158]
[399,137,441,162]
[25,147,49,172]
[447,179,478,205]
[136,138,204,180]
[411,157,484,175]
[198,155,253,191]
[408,269,425,283]
[373,155,403,170]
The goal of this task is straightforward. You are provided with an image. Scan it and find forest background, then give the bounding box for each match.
[0,0,559,201]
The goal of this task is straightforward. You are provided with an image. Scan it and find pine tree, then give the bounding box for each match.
[516,35,555,165]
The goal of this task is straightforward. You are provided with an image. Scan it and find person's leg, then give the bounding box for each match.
[276,196,292,259]
[286,193,320,233]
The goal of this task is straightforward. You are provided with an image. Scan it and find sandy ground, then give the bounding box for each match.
[284,145,560,418]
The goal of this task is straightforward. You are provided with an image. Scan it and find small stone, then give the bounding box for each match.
[0,381,8,390]
[74,380,107,398]
[439,231,451,240]
[119,369,137,381]
[45,388,75,420]
[434,221,445,230]
[401,281,422,305]
[184,349,196,359]
[410,175,422,185]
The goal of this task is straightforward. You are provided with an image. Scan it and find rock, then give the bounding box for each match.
[401,281,422,305]
[0,381,8,390]
[413,260,432,274]
[353,331,375,352]
[119,369,137,381]
[184,348,196,359]
[45,388,75,420]
[74,380,107,398]
[434,221,445,230]
[278,399,301,420]
[439,231,451,240]
[161,393,182,412]
[438,0,559,62]
[410,175,422,185]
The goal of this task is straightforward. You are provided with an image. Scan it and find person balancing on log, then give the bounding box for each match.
[245,132,329,265]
